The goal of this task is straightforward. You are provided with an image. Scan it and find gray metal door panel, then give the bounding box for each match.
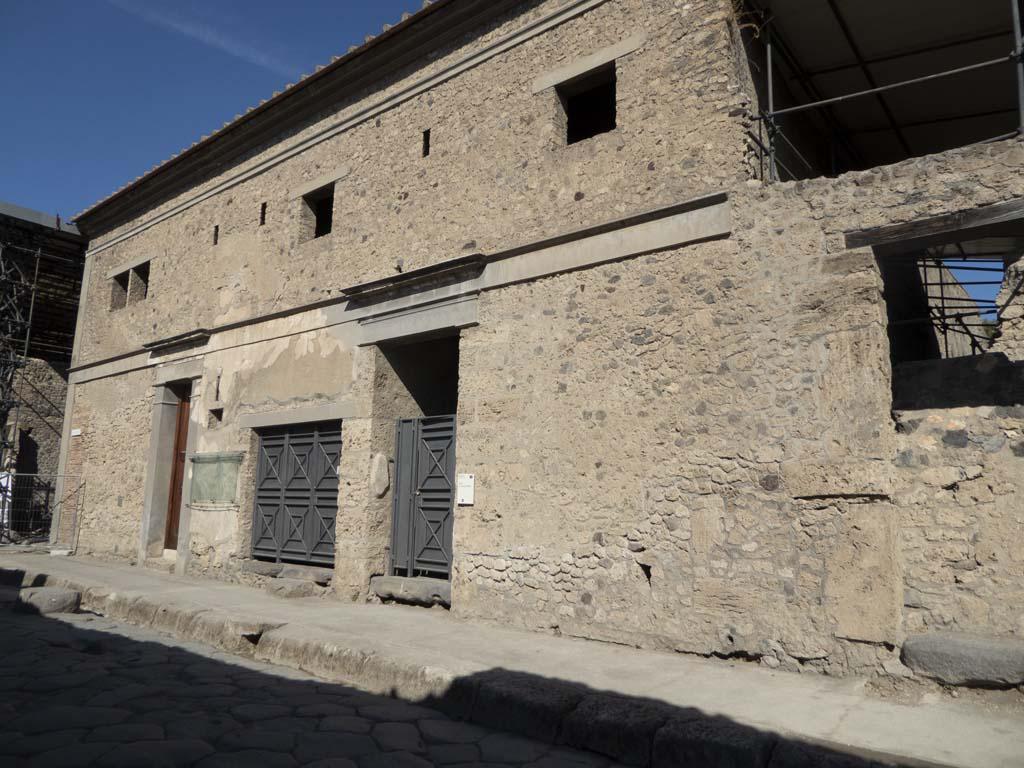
[253,421,340,566]
[391,415,455,578]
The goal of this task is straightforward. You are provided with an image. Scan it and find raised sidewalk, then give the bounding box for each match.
[1,551,1021,768]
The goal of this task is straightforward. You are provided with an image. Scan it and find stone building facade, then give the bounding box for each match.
[62,0,1023,678]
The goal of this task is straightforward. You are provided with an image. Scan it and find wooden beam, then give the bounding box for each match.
[845,198,1024,250]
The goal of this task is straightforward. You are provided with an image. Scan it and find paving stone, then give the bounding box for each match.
[0,728,86,756]
[767,740,887,768]
[359,751,434,768]
[32,742,115,768]
[95,739,215,767]
[22,669,106,692]
[219,727,296,752]
[303,760,358,768]
[230,702,292,721]
[320,715,374,733]
[85,723,165,742]
[428,742,482,764]
[294,733,380,763]
[479,733,550,762]
[12,704,131,734]
[88,683,161,706]
[195,750,298,768]
[259,715,319,733]
[419,718,490,744]
[359,702,439,722]
[527,751,612,768]
[296,701,356,717]
[372,721,425,752]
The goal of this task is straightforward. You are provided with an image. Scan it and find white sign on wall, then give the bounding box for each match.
[456,473,475,506]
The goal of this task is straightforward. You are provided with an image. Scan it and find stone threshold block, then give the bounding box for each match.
[370,575,451,608]
[901,632,1024,687]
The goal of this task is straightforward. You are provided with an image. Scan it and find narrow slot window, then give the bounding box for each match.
[213,225,219,245]
[259,202,267,226]
[422,129,431,157]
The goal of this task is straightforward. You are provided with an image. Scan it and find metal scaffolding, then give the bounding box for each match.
[750,0,1024,182]
[0,242,40,473]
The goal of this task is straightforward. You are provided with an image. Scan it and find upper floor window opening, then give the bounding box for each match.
[303,183,335,240]
[109,260,151,311]
[558,63,617,145]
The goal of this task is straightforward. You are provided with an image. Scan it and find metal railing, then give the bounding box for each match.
[0,472,83,546]
[750,0,1024,182]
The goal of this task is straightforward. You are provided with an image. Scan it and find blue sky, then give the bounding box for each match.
[0,0,422,220]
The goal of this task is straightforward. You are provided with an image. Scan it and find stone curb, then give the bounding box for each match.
[0,565,942,768]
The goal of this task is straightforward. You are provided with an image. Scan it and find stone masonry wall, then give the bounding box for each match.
[453,138,1024,675]
[76,0,750,366]
[70,369,154,560]
[12,357,67,478]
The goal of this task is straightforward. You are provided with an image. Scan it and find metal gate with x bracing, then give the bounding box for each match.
[252,421,340,566]
[391,415,456,579]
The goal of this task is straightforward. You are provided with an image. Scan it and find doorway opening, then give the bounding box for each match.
[377,333,459,581]
[163,381,192,551]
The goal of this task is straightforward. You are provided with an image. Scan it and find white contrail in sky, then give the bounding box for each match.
[105,0,300,79]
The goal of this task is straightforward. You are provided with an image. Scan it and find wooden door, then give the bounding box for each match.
[164,385,191,549]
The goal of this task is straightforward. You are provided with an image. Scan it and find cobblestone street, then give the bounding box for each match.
[0,608,615,768]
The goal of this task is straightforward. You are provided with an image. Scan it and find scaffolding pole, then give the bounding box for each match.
[1013,0,1024,133]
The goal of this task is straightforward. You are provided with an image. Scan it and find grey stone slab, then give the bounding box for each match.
[0,729,86,756]
[12,704,131,734]
[320,715,373,733]
[359,702,439,722]
[479,733,549,762]
[359,752,434,768]
[428,743,481,764]
[219,727,296,753]
[419,718,490,744]
[164,714,241,741]
[95,739,215,767]
[230,702,292,721]
[15,586,80,614]
[259,716,319,734]
[901,632,1024,686]
[559,694,675,765]
[294,733,379,762]
[372,721,425,752]
[296,702,356,717]
[303,759,357,768]
[196,750,298,768]
[32,742,115,768]
[652,718,776,768]
[265,578,317,598]
[84,723,165,742]
[369,575,451,607]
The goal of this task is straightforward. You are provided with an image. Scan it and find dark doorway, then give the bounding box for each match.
[381,334,459,580]
[163,382,192,550]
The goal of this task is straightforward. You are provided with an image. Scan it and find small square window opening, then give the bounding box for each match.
[110,271,129,311]
[303,184,335,240]
[129,261,150,303]
[558,63,617,145]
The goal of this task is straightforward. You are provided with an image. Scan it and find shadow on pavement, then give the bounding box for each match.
[0,572,925,768]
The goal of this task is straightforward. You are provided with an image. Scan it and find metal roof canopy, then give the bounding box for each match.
[747,0,1024,179]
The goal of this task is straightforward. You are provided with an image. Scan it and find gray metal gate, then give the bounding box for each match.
[252,421,340,566]
[391,415,456,579]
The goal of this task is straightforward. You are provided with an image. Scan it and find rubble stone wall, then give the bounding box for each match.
[12,357,67,478]
[76,0,749,366]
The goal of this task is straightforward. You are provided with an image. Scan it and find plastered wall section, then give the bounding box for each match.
[76,0,750,365]
[452,138,1024,674]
